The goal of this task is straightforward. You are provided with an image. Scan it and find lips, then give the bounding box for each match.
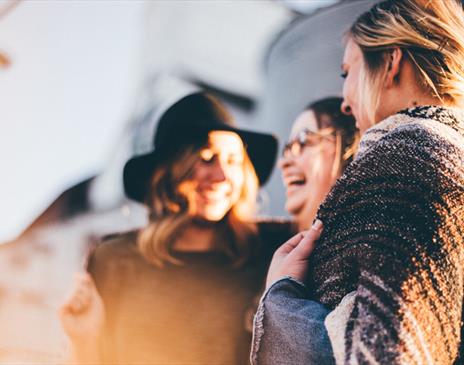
[200,193,227,202]
[284,172,306,187]
[282,175,306,198]
[286,175,306,186]
[197,187,231,202]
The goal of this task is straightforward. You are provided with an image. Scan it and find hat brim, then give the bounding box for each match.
[123,126,278,203]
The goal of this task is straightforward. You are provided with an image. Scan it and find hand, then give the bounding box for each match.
[266,220,323,289]
[59,272,105,344]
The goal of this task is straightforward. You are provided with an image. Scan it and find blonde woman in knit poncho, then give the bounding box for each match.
[251,1,464,364]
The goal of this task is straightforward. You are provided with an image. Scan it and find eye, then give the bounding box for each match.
[200,149,215,163]
[340,71,348,79]
[227,154,244,166]
[282,140,302,158]
[305,134,321,147]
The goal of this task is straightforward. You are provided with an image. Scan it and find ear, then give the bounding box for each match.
[384,47,403,88]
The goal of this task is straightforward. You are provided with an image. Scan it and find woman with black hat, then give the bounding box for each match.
[59,92,291,364]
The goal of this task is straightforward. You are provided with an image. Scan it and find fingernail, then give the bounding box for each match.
[312,219,323,230]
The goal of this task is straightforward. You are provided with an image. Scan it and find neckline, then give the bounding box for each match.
[396,105,464,134]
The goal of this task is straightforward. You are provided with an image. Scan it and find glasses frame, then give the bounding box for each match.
[282,128,336,158]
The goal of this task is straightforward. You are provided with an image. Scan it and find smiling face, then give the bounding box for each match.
[278,110,337,229]
[180,130,245,222]
[341,38,372,134]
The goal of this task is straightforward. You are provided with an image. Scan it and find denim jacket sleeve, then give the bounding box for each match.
[251,277,336,365]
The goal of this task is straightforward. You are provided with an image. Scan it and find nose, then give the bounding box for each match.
[341,100,352,116]
[278,153,294,170]
[209,159,227,183]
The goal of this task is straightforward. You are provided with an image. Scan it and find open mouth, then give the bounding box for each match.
[286,175,307,188]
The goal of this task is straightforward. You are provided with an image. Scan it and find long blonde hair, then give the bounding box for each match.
[137,142,259,268]
[349,0,464,124]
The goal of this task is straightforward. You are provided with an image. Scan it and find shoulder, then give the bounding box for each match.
[360,106,464,154]
[87,230,142,275]
[100,230,139,248]
[375,107,463,151]
[355,114,464,177]
[87,230,146,302]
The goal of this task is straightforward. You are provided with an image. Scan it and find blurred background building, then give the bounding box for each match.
[0,0,375,362]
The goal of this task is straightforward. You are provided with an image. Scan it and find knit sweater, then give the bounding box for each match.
[309,106,464,364]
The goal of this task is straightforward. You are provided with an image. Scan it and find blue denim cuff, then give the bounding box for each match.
[251,277,307,364]
[263,276,309,299]
[251,277,334,365]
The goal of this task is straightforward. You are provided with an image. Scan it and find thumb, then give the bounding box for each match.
[290,219,323,259]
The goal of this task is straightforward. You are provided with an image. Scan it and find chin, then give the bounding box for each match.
[203,215,226,222]
[199,207,230,222]
[285,201,303,218]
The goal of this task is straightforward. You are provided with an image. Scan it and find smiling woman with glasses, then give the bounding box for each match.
[278,97,358,231]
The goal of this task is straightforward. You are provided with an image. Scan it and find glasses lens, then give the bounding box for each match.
[290,141,301,156]
[283,129,335,158]
[283,140,301,157]
[305,134,321,147]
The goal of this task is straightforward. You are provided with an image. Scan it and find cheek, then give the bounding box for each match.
[229,167,245,191]
[299,148,334,182]
[297,151,318,178]
[191,163,205,184]
[177,180,196,207]
[344,75,357,105]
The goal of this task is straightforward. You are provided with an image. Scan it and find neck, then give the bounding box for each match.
[379,92,449,123]
[173,222,217,252]
[295,204,318,231]
[403,95,447,110]
[379,59,453,122]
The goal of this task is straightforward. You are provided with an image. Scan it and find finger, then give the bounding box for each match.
[289,220,323,259]
[306,219,323,240]
[71,284,91,305]
[63,278,91,311]
[60,297,82,316]
[274,231,307,255]
[74,272,94,287]
[74,273,98,299]
[71,299,85,314]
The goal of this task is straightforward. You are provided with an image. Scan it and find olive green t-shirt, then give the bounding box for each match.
[88,221,292,365]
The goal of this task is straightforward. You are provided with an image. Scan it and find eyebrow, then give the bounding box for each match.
[205,147,243,156]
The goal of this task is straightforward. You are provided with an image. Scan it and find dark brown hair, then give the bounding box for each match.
[307,97,359,175]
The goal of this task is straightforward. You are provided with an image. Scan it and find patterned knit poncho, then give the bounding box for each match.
[309,106,464,364]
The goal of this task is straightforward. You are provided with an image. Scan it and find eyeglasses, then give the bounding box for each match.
[282,129,336,158]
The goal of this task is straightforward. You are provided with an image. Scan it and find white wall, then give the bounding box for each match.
[0,0,145,242]
[143,0,291,99]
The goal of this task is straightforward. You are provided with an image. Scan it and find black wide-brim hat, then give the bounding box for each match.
[123,92,278,203]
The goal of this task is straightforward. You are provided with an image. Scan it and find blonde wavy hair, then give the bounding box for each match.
[137,142,259,268]
[349,0,464,125]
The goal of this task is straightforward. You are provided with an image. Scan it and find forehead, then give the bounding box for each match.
[290,110,318,138]
[343,37,363,65]
[207,130,243,152]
